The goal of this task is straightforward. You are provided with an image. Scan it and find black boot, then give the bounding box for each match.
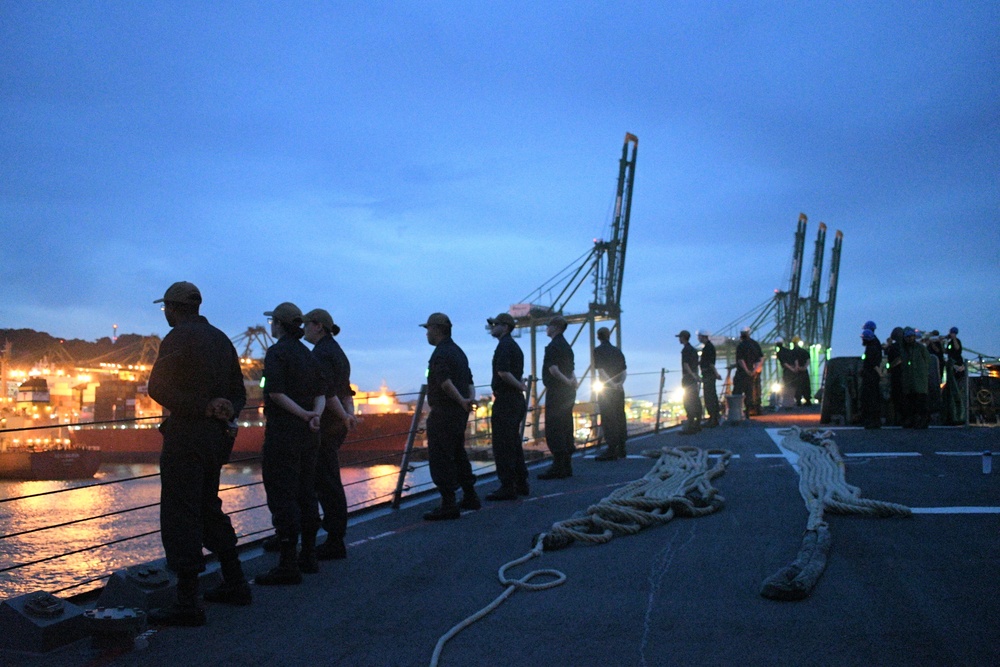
[424,491,460,521]
[315,536,347,560]
[261,534,281,552]
[459,487,481,511]
[204,551,252,606]
[298,528,319,574]
[485,486,518,501]
[539,453,572,479]
[538,459,562,479]
[149,572,206,627]
[594,447,618,461]
[255,536,302,585]
[516,479,530,496]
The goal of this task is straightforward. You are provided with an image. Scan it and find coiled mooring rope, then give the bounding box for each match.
[430,445,731,666]
[760,426,912,601]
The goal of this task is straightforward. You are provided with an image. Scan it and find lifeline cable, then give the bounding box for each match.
[760,426,912,601]
[429,445,731,667]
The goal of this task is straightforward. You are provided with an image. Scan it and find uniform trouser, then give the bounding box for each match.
[262,417,321,539]
[860,371,882,426]
[491,394,528,489]
[702,375,720,420]
[159,417,238,575]
[905,392,929,427]
[733,371,752,416]
[315,422,348,541]
[796,372,813,404]
[598,387,627,451]
[544,390,576,456]
[889,373,906,425]
[427,407,475,495]
[682,381,703,422]
[943,363,967,424]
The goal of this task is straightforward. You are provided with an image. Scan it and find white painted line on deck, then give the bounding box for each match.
[937,451,997,456]
[910,507,1000,514]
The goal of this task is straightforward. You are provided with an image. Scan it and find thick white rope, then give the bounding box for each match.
[430,446,731,666]
[778,426,912,529]
[761,426,912,600]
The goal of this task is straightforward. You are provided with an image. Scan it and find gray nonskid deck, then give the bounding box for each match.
[7,423,1000,666]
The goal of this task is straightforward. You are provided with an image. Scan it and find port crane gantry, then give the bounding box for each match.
[715,213,843,400]
[232,326,274,382]
[505,133,637,432]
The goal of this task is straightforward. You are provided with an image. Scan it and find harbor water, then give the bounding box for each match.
[0,459,466,600]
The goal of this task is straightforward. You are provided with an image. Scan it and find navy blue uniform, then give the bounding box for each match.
[491,333,527,491]
[734,337,762,417]
[542,333,576,457]
[148,316,246,575]
[699,340,720,422]
[860,336,883,428]
[312,334,353,544]
[594,340,627,455]
[426,337,476,495]
[262,334,326,540]
[681,342,703,422]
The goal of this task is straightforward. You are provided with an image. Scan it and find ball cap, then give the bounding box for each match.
[950,326,959,335]
[153,281,202,305]
[264,302,303,324]
[303,308,340,335]
[697,329,711,337]
[864,320,877,331]
[675,329,691,339]
[862,329,876,341]
[419,312,452,328]
[487,312,516,329]
[903,326,916,338]
[775,337,785,344]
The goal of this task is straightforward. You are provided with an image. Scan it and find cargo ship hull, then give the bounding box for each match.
[0,448,102,480]
[72,412,415,466]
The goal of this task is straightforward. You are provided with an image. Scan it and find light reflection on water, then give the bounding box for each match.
[0,459,488,600]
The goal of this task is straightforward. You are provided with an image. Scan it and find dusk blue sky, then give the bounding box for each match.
[2,2,997,398]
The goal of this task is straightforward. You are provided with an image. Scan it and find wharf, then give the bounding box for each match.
[6,412,1000,666]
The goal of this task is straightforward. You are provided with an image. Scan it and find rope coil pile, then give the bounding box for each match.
[541,446,731,551]
[430,445,731,666]
[761,426,912,601]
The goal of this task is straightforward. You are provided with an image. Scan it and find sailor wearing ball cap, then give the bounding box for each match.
[676,330,702,434]
[302,307,356,560]
[484,312,529,500]
[256,301,327,585]
[697,330,721,427]
[147,281,249,625]
[539,315,577,479]
[421,312,479,520]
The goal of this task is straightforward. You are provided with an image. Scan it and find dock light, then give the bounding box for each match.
[771,383,783,394]
[592,380,605,395]
[670,387,685,403]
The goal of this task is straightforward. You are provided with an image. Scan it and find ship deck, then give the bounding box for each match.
[6,412,1000,666]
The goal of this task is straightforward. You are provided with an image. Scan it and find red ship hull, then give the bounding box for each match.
[72,412,415,467]
[0,448,102,480]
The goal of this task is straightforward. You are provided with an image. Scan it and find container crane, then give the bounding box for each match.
[503,133,637,428]
[716,215,843,403]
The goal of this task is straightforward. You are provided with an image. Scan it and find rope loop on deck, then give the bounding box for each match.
[430,446,731,666]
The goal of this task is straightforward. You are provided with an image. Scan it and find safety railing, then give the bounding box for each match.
[0,371,686,602]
